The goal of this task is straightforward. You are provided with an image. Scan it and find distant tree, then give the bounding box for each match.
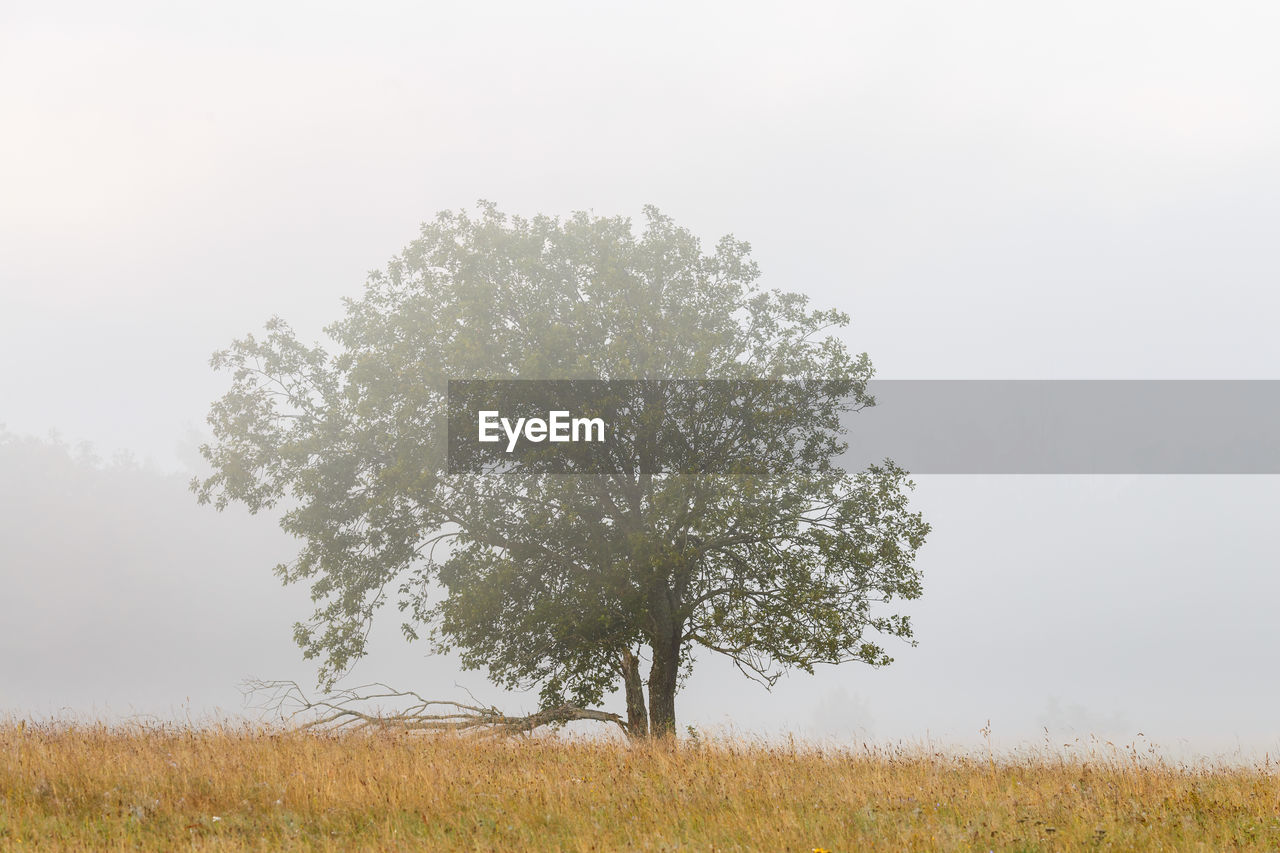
[194,203,929,738]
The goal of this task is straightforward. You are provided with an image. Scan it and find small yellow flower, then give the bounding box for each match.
[812,848,831,853]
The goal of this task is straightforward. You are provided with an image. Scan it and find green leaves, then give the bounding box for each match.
[194,202,928,713]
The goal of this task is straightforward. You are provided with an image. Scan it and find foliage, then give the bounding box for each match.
[193,203,929,734]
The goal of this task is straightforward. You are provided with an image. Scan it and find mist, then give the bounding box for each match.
[3,1,1280,759]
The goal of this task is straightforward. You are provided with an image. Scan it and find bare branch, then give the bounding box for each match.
[243,680,630,738]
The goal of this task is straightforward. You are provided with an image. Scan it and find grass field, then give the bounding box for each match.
[3,721,1279,851]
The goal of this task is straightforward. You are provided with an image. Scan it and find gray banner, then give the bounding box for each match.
[446,380,1280,474]
[847,380,1280,474]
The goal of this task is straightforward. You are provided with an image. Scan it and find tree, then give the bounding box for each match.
[193,203,929,738]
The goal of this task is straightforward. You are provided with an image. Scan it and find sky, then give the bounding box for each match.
[2,1,1279,758]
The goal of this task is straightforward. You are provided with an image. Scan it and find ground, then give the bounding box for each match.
[2,721,1279,850]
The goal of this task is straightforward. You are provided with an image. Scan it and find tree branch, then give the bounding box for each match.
[243,680,630,738]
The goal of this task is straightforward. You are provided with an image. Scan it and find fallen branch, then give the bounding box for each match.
[242,680,629,738]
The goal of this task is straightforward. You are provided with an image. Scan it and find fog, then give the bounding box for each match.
[3,1,1279,757]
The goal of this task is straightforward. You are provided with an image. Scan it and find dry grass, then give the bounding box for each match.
[3,721,1279,851]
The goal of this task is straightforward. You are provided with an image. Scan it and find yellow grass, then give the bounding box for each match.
[2,721,1279,851]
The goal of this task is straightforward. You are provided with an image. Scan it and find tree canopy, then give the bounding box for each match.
[194,203,929,737]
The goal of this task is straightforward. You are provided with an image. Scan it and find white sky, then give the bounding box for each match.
[3,0,1279,757]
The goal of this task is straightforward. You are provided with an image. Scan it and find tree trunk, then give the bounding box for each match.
[647,633,681,738]
[620,649,648,739]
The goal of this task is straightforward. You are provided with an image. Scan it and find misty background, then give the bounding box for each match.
[3,1,1279,757]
